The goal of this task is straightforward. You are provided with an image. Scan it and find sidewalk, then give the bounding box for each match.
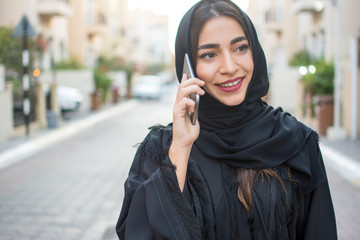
[0,100,138,171]
[320,137,360,188]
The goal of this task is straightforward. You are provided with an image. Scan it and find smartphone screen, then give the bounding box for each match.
[183,53,200,125]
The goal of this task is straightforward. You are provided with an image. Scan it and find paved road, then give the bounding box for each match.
[0,83,359,239]
[0,86,175,240]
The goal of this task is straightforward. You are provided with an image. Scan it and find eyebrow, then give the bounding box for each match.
[198,36,248,50]
[230,36,247,45]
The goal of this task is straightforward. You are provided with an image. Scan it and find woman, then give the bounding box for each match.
[116,0,337,239]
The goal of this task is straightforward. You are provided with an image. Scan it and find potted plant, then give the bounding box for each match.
[304,60,334,135]
[289,50,334,135]
[92,68,111,110]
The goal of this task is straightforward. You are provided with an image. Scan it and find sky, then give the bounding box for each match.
[128,0,249,54]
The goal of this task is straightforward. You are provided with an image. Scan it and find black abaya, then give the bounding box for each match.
[116,126,337,239]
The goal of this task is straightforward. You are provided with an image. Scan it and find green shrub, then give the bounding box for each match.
[301,59,334,96]
[93,68,111,102]
[289,50,311,67]
[56,57,84,70]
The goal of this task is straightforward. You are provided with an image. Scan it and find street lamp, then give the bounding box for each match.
[298,65,316,76]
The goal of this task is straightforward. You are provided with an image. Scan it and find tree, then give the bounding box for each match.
[0,26,22,81]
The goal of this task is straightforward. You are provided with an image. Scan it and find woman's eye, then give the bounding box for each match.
[236,44,249,53]
[200,52,216,60]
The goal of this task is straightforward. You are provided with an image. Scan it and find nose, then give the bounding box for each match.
[219,52,238,75]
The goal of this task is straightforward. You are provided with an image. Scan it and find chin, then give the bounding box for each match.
[218,96,246,106]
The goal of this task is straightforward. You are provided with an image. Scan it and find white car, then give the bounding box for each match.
[132,75,163,100]
[57,86,84,111]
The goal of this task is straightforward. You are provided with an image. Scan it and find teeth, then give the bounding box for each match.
[219,79,241,87]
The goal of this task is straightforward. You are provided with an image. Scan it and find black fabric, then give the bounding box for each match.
[116,126,337,239]
[174,0,325,194]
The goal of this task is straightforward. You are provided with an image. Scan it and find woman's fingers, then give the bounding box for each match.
[178,85,205,100]
[177,76,205,100]
[172,75,202,149]
[181,74,205,87]
[174,97,195,118]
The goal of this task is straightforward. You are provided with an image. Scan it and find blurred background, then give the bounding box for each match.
[0,0,359,239]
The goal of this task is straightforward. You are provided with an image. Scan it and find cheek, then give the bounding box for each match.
[247,55,255,73]
[196,65,212,93]
[196,63,211,83]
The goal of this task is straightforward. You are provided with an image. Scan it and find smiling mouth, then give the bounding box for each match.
[217,78,242,88]
[215,77,244,93]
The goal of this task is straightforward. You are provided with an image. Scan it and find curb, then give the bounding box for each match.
[320,143,360,188]
[0,100,138,170]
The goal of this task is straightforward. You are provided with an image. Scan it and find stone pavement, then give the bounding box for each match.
[0,101,137,171]
[0,102,140,240]
[319,137,360,239]
[320,138,360,188]
[0,101,359,239]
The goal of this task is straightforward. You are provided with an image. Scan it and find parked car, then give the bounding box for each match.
[57,86,84,111]
[132,75,163,100]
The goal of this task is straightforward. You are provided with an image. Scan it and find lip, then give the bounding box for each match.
[215,76,244,92]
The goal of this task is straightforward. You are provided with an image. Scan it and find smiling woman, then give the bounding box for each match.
[116,1,337,239]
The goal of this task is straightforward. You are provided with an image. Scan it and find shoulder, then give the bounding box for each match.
[134,124,173,167]
[142,124,173,154]
[126,124,173,186]
[270,106,317,138]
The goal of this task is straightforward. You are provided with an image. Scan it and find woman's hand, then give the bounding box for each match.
[172,74,205,148]
[169,74,205,191]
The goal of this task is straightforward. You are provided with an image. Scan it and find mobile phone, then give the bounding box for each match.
[183,53,200,125]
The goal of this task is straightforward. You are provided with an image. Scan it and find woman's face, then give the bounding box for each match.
[196,16,254,106]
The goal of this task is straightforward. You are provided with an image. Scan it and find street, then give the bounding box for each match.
[0,83,359,240]
[0,85,175,240]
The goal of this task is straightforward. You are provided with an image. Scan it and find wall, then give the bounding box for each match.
[0,83,14,143]
[268,68,300,115]
[39,70,95,113]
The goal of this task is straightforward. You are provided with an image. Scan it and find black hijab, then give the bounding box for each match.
[174,0,326,193]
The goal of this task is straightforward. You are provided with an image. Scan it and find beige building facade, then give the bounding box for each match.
[0,0,130,69]
[0,0,171,142]
[126,8,171,72]
[248,0,360,139]
[68,0,129,68]
[0,0,72,70]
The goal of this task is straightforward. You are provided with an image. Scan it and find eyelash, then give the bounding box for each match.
[200,52,216,60]
[199,44,250,60]
[236,44,249,52]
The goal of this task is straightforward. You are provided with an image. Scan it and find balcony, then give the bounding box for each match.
[264,10,283,34]
[38,0,72,18]
[87,25,107,38]
[87,14,107,38]
[292,0,324,13]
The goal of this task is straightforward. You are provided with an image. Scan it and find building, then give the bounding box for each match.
[0,0,72,70]
[0,0,130,69]
[0,0,171,142]
[68,0,128,68]
[248,0,360,139]
[126,8,171,73]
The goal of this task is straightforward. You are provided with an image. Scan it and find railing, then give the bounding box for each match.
[38,0,72,17]
[292,0,324,13]
[39,0,69,3]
